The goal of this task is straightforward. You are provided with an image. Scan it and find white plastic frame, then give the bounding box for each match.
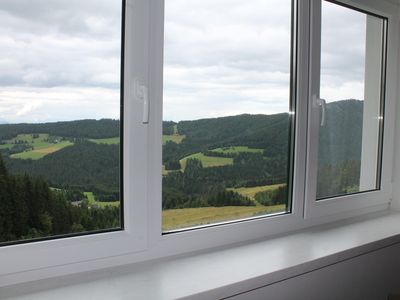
[0,0,399,288]
[304,0,398,219]
[0,0,149,284]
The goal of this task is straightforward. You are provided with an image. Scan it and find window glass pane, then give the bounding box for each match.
[162,0,294,231]
[317,1,385,199]
[0,1,123,245]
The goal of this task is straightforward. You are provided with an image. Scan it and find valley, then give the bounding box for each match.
[0,99,364,240]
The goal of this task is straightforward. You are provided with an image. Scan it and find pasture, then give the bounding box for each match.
[211,146,263,154]
[8,134,73,160]
[228,184,285,200]
[162,134,185,145]
[180,152,233,169]
[84,192,120,208]
[89,137,120,145]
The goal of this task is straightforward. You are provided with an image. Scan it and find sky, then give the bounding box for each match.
[0,0,122,123]
[0,0,379,123]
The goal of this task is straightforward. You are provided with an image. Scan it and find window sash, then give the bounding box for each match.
[304,0,393,219]
[1,0,399,287]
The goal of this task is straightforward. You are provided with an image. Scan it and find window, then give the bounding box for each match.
[317,1,386,199]
[161,0,295,231]
[304,0,390,218]
[0,0,397,287]
[0,0,124,246]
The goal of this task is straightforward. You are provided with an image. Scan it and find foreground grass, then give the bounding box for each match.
[84,192,120,208]
[9,134,73,160]
[211,146,263,154]
[228,184,286,200]
[162,204,286,231]
[89,137,120,145]
[180,152,233,169]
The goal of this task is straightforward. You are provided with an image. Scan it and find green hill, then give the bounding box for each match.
[0,99,364,207]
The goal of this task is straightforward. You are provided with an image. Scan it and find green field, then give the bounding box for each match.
[89,137,120,144]
[162,204,286,231]
[0,144,11,149]
[211,146,263,154]
[84,192,120,208]
[162,134,185,145]
[228,184,285,200]
[180,152,233,169]
[8,134,73,160]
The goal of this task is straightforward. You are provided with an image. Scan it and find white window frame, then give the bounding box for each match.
[0,0,399,288]
[304,0,397,219]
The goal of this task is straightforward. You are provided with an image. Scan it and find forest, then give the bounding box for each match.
[0,154,120,243]
[0,99,363,241]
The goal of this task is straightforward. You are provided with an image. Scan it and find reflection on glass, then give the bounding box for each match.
[0,0,123,245]
[317,1,385,199]
[162,0,294,231]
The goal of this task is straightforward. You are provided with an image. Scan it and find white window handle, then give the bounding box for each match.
[134,79,149,124]
[139,85,149,124]
[315,96,326,127]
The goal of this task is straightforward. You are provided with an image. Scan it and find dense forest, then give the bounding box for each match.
[0,119,119,140]
[4,142,120,200]
[0,99,364,242]
[0,154,119,243]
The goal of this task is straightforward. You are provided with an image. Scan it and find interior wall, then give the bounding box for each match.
[228,242,400,300]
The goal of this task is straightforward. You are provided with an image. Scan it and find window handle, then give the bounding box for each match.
[315,96,326,127]
[134,79,149,124]
[140,85,149,124]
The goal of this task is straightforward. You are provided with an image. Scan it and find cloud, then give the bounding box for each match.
[0,0,382,123]
[0,86,120,123]
[162,0,379,121]
[0,0,122,123]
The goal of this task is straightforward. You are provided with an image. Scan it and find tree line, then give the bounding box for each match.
[0,154,120,244]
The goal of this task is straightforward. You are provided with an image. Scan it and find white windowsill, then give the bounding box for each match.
[1,210,400,300]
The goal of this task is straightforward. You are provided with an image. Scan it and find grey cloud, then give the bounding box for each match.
[0,0,122,89]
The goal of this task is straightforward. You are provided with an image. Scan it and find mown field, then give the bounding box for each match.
[89,137,120,145]
[229,184,285,200]
[162,204,286,231]
[162,134,185,145]
[211,146,263,154]
[6,134,73,160]
[180,152,233,169]
[84,192,120,208]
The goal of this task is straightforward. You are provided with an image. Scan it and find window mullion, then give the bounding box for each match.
[304,0,323,218]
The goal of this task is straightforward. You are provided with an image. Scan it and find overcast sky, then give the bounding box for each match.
[0,0,376,123]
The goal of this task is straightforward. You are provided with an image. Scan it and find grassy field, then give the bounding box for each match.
[162,204,286,231]
[162,134,185,145]
[8,134,73,160]
[180,152,233,169]
[84,192,120,208]
[89,137,120,144]
[0,144,12,149]
[228,184,285,200]
[211,146,263,154]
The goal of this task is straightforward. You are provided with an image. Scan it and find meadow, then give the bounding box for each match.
[84,192,120,208]
[180,152,234,169]
[89,137,120,145]
[228,184,285,200]
[6,134,73,160]
[162,134,185,145]
[211,146,263,154]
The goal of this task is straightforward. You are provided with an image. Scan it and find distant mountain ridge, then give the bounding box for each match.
[164,99,363,165]
[1,99,363,194]
[0,119,120,140]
